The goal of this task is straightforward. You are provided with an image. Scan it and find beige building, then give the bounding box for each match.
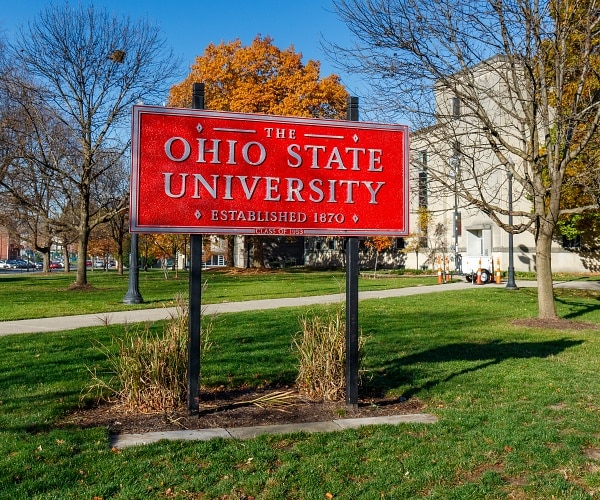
[405,56,593,275]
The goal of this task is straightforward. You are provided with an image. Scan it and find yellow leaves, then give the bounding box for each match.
[364,236,394,252]
[168,35,348,119]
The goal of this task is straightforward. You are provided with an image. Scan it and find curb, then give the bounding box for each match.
[110,413,438,448]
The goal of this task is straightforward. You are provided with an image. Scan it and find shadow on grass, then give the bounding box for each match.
[555,293,600,320]
[367,338,584,399]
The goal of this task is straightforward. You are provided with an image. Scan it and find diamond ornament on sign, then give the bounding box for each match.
[196,123,203,133]
[353,214,359,223]
[353,134,359,143]
[195,210,202,219]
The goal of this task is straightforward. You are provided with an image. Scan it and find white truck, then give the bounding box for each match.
[461,226,495,283]
[462,255,494,284]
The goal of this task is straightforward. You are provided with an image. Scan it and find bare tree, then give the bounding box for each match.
[9,3,179,288]
[328,0,600,319]
[85,152,131,275]
[0,76,68,271]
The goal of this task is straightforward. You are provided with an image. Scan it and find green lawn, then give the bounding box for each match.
[0,268,440,320]
[1,283,599,498]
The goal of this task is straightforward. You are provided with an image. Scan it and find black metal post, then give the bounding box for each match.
[453,173,460,274]
[346,96,359,408]
[450,155,461,274]
[123,233,143,304]
[188,82,205,414]
[506,169,518,290]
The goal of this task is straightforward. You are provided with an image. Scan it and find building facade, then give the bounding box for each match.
[405,56,596,275]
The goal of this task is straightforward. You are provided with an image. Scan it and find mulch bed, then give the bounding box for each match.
[512,318,600,330]
[62,387,425,435]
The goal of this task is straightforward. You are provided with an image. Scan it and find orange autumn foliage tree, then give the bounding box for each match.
[168,35,349,267]
[364,236,393,274]
[149,233,188,279]
[546,0,600,248]
[168,35,348,119]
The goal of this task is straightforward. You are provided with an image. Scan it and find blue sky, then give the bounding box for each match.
[0,0,364,97]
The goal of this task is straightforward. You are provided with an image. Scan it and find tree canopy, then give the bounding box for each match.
[169,35,348,119]
[328,0,600,319]
[4,2,178,286]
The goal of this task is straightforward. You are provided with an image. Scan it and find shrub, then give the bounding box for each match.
[294,306,363,401]
[86,294,213,412]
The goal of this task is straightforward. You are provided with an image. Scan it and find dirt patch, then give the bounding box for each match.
[212,267,286,276]
[512,318,599,331]
[66,283,97,291]
[62,387,425,435]
[584,447,600,460]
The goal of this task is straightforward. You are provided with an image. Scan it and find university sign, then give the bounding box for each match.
[130,105,409,236]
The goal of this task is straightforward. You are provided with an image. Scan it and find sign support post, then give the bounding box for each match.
[187,82,204,415]
[346,96,359,408]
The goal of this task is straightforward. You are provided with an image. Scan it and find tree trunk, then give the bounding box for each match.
[250,237,266,268]
[227,236,235,267]
[73,179,92,287]
[42,251,51,273]
[373,250,379,276]
[62,246,70,273]
[115,231,124,275]
[535,227,558,320]
[74,228,89,287]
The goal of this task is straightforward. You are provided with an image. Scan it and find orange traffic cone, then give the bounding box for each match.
[437,255,443,284]
[476,258,482,285]
[495,257,501,284]
[444,256,450,283]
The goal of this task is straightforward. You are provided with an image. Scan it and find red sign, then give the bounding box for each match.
[130,105,409,236]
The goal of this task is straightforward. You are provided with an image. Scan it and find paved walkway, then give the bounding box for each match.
[5,278,599,337]
[0,280,515,336]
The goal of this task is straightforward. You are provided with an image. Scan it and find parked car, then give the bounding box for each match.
[7,259,28,269]
[50,261,64,269]
[0,259,10,269]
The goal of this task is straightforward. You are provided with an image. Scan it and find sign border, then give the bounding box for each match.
[130,105,410,236]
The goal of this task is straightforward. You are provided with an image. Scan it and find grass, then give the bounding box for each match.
[1,282,600,498]
[0,268,441,321]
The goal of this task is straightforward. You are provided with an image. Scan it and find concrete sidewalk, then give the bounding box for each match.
[111,413,439,449]
[0,280,510,336]
[5,278,597,337]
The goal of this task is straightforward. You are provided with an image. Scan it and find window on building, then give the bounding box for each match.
[452,97,461,119]
[562,234,581,249]
[395,237,406,250]
[452,141,461,159]
[454,212,462,237]
[418,151,428,208]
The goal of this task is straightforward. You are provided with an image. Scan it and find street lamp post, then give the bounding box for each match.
[123,233,143,304]
[109,48,143,305]
[454,184,459,273]
[506,164,518,290]
[450,156,460,273]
